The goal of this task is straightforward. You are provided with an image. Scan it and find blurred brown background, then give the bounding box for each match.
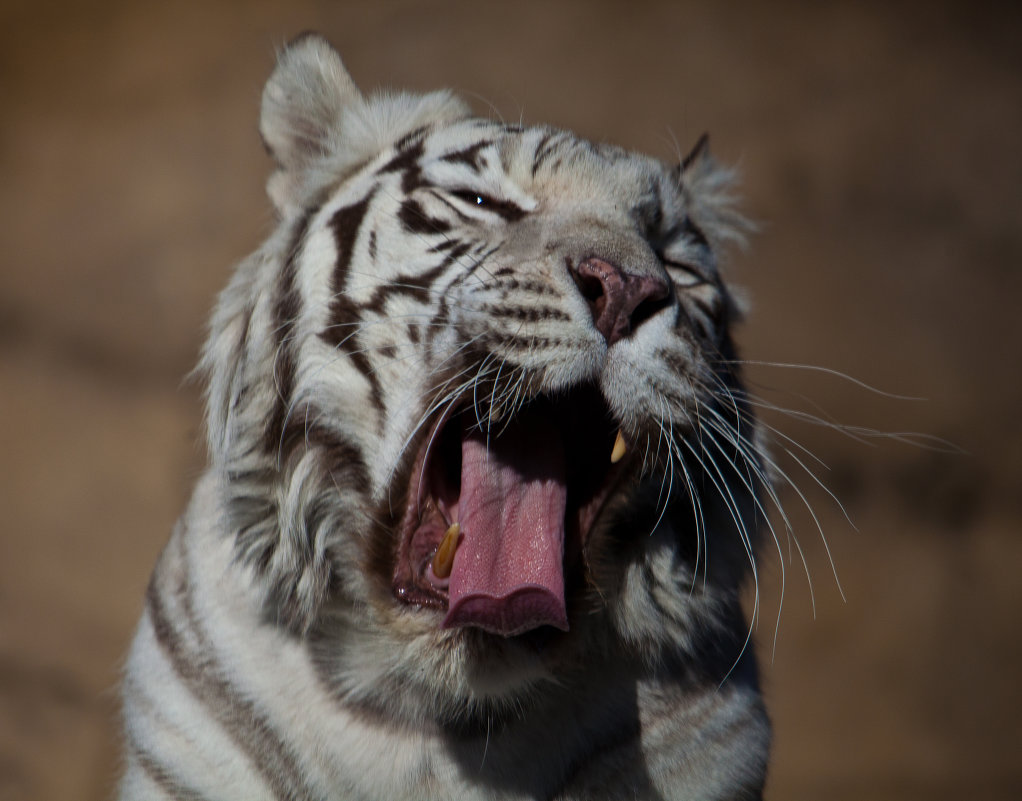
[2,1,1020,799]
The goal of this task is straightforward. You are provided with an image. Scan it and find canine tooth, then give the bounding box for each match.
[610,430,627,464]
[432,523,460,579]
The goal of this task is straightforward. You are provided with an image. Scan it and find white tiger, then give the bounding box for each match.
[120,34,772,800]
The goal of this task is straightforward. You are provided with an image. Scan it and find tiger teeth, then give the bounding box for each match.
[431,523,460,580]
[610,430,627,464]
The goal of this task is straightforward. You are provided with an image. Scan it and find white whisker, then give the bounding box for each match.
[721,358,928,402]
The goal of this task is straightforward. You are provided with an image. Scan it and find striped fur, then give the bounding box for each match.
[121,34,771,800]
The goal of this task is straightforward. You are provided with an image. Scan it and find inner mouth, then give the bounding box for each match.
[392,385,627,637]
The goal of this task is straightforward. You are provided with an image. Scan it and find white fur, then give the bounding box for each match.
[121,35,770,800]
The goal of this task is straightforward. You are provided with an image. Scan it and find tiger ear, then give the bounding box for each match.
[674,133,751,248]
[260,34,363,217]
[680,132,711,173]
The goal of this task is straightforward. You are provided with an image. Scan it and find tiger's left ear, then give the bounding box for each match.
[260,34,364,217]
[680,132,711,173]
[673,133,750,249]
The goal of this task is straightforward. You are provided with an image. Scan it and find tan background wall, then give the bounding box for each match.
[2,1,1020,799]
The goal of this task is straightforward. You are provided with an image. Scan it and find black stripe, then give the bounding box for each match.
[482,332,558,352]
[362,241,472,315]
[493,277,561,296]
[215,303,255,428]
[639,562,673,619]
[330,195,372,279]
[377,137,426,192]
[483,303,571,324]
[132,743,208,801]
[398,198,451,235]
[392,125,427,154]
[266,212,313,457]
[231,501,276,572]
[690,295,720,323]
[236,304,253,357]
[664,259,711,287]
[364,278,430,309]
[320,293,385,417]
[463,244,502,281]
[146,562,313,801]
[278,415,370,496]
[431,238,461,253]
[435,188,526,224]
[531,130,558,176]
[427,189,472,221]
[441,140,491,170]
[427,297,451,346]
[320,236,469,394]
[322,194,385,416]
[481,196,526,223]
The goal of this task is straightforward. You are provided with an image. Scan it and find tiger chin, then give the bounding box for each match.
[120,33,772,801]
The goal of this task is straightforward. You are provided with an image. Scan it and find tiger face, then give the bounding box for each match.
[201,34,763,725]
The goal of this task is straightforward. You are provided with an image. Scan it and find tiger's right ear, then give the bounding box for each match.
[260,34,363,218]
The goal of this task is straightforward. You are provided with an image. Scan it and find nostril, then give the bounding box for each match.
[629,282,671,332]
[572,257,670,346]
[572,268,605,307]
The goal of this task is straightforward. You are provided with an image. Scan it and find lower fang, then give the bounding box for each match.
[432,523,460,579]
[611,430,627,463]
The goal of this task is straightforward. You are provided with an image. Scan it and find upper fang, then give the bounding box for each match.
[611,430,627,463]
[432,523,461,579]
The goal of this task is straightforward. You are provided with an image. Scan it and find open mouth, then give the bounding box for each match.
[393,385,629,637]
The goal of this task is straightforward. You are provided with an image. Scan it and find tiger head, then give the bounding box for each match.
[202,35,764,723]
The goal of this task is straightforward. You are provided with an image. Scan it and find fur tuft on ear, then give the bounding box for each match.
[260,34,363,218]
[676,134,753,251]
[259,34,472,219]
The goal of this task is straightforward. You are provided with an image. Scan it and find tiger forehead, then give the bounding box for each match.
[415,120,677,216]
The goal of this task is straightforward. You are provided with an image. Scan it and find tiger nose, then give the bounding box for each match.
[572,257,671,346]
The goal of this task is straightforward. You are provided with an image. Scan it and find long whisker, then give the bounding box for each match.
[674,434,759,613]
[730,389,962,454]
[719,358,929,402]
[699,397,828,611]
[385,351,495,484]
[775,445,848,603]
[646,395,675,545]
[698,410,790,653]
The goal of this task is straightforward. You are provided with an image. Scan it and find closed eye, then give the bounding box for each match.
[659,254,711,287]
[448,189,527,222]
[450,189,495,207]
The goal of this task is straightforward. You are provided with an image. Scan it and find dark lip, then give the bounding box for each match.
[391,385,630,620]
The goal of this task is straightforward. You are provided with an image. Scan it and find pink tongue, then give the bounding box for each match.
[442,417,569,636]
